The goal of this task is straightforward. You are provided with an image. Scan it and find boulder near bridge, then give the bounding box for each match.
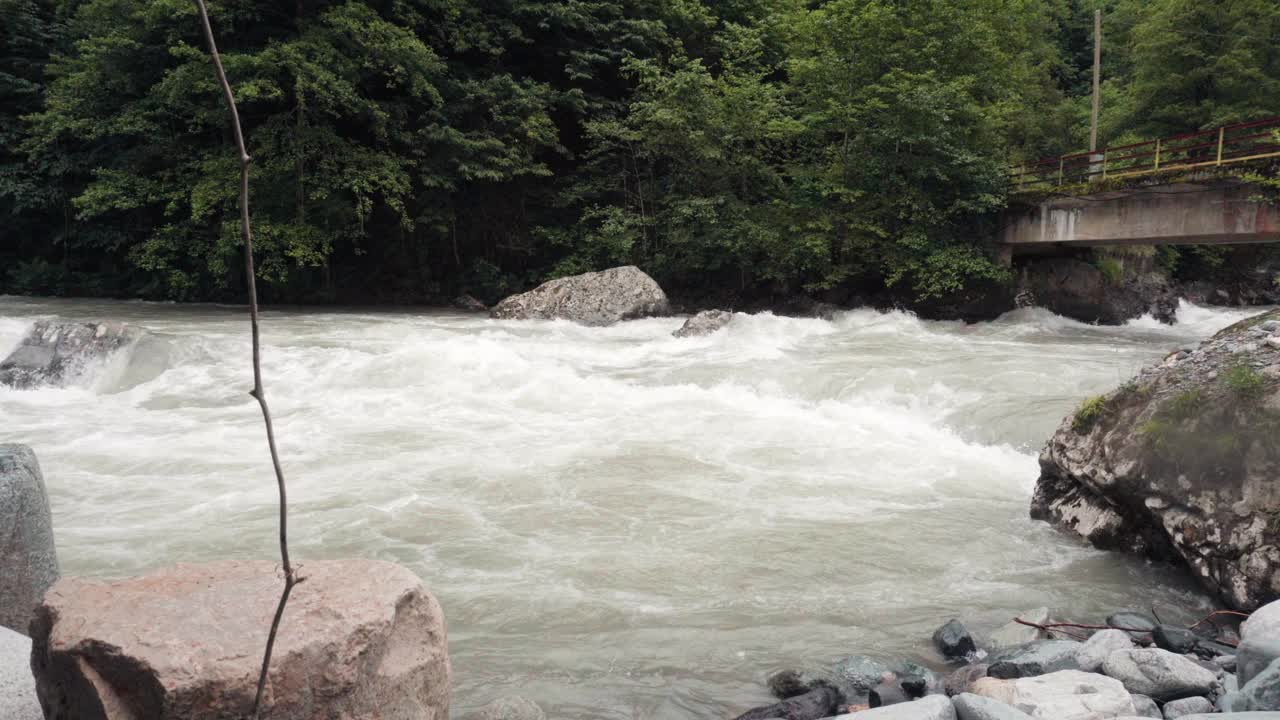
[1001,117,1280,255]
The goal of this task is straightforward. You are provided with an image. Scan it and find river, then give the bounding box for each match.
[0,296,1265,717]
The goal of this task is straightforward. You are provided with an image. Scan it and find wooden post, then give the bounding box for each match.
[1101,149,1108,179]
[1089,9,1102,153]
[1058,157,1064,186]
[1154,139,1161,171]
[1217,127,1225,165]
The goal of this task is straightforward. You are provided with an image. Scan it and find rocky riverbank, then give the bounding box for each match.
[729,603,1278,719]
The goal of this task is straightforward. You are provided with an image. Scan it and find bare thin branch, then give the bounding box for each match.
[191,2,300,716]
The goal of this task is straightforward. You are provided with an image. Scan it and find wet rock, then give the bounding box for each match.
[768,667,838,700]
[1101,648,1218,701]
[1240,599,1280,685]
[869,680,910,707]
[465,696,545,720]
[1021,257,1177,326]
[0,320,142,389]
[945,664,990,696]
[1216,655,1239,673]
[1128,692,1160,717]
[951,693,1034,720]
[1107,611,1157,639]
[836,694,955,718]
[935,619,978,660]
[1075,629,1135,673]
[0,627,40,720]
[490,266,671,326]
[971,669,1135,719]
[1162,696,1215,717]
[0,444,58,635]
[1031,308,1280,612]
[831,656,892,696]
[673,310,734,338]
[989,608,1050,648]
[30,559,450,720]
[1154,625,1200,654]
[1236,657,1280,711]
[986,640,1081,679]
[733,686,841,720]
[453,294,488,312]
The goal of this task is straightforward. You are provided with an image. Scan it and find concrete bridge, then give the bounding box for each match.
[999,180,1280,251]
[1000,117,1280,256]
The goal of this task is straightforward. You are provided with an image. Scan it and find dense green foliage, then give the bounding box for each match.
[2,0,1280,304]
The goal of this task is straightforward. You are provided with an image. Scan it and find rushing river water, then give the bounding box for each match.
[0,296,1267,717]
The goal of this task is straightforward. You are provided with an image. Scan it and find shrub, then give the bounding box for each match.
[1073,395,1108,433]
[1223,363,1265,400]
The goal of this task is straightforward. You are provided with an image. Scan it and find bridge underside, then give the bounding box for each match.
[1000,181,1280,252]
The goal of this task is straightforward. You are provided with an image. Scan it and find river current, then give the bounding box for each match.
[0,296,1266,717]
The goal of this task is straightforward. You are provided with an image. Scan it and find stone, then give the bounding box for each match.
[0,627,41,720]
[30,559,450,720]
[1179,713,1280,719]
[1107,611,1157,639]
[733,686,841,720]
[1021,257,1177,326]
[0,444,59,635]
[1101,648,1219,701]
[1218,656,1240,672]
[490,266,671,326]
[1075,629,1135,673]
[970,670,1135,719]
[0,320,142,389]
[453,294,488,312]
[766,666,842,700]
[1128,693,1160,717]
[869,681,910,707]
[1162,696,1215,717]
[1240,600,1280,685]
[1237,657,1280,711]
[831,655,892,696]
[1262,321,1280,333]
[1154,625,1199,654]
[990,609,1050,648]
[986,640,1081,679]
[946,664,990,696]
[465,696,545,720]
[673,310,734,338]
[1031,308,1280,612]
[836,695,956,719]
[935,619,979,660]
[951,693,1035,720]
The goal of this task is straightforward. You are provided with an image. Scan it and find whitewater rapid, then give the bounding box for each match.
[0,296,1265,718]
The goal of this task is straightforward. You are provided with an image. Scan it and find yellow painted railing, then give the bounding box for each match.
[1011,116,1280,190]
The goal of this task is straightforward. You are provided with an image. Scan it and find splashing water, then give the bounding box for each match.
[0,296,1267,718]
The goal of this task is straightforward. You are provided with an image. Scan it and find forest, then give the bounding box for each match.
[2,0,1279,305]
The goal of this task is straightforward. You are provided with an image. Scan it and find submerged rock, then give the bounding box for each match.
[0,444,58,635]
[989,608,1050,648]
[0,320,142,389]
[464,696,545,720]
[453,294,488,312]
[490,266,671,326]
[30,559,450,720]
[1031,309,1280,611]
[673,309,734,338]
[733,686,840,720]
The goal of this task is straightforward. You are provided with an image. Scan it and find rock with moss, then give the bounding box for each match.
[1031,309,1280,611]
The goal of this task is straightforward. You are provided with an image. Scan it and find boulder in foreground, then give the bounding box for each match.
[490,266,671,326]
[31,559,450,720]
[0,320,142,389]
[0,444,58,636]
[1032,309,1280,610]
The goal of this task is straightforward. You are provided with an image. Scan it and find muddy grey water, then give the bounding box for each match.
[0,296,1263,717]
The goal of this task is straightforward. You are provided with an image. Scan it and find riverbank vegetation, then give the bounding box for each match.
[2,0,1279,305]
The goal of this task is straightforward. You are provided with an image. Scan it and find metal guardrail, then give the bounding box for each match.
[1011,116,1280,190]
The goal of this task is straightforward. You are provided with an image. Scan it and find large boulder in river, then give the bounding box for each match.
[0,444,58,636]
[1020,257,1177,325]
[490,266,671,326]
[0,320,142,389]
[30,559,450,720]
[1031,308,1280,610]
